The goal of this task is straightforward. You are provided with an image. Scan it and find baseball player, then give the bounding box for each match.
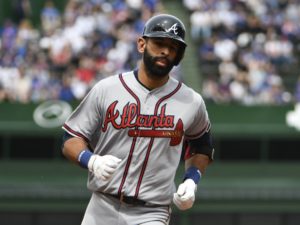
[62,14,214,225]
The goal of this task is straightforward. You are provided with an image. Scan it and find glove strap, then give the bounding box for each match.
[183,166,201,184]
[78,150,93,168]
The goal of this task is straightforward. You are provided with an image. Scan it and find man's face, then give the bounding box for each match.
[142,38,179,78]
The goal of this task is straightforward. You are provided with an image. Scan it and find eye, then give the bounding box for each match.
[152,38,164,46]
[166,41,179,52]
[152,38,178,51]
[170,45,177,52]
[169,42,179,52]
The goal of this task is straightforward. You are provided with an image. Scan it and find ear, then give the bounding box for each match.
[137,37,146,53]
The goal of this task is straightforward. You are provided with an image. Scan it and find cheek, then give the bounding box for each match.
[170,51,177,60]
[169,47,179,57]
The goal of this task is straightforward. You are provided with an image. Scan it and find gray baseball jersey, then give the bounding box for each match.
[63,70,210,205]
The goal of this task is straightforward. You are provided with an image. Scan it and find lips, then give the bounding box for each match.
[155,58,169,67]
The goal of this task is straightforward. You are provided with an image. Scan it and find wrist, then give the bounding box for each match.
[78,150,93,169]
[183,166,201,185]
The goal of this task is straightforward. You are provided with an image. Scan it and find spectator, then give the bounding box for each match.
[184,0,298,105]
[1,19,17,53]
[0,0,164,104]
[41,0,61,34]
[59,74,75,101]
[14,66,31,103]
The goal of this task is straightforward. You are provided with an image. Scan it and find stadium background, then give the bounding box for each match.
[0,0,300,224]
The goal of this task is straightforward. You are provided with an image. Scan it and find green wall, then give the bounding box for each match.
[0,102,297,136]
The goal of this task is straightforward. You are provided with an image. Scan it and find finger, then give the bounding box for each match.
[105,160,120,168]
[105,155,122,163]
[173,193,188,210]
[101,170,113,179]
[95,171,108,181]
[181,187,195,200]
[112,157,121,163]
[176,183,186,196]
[105,157,122,168]
[180,193,192,201]
[100,174,109,181]
[173,194,181,206]
[173,193,180,201]
[103,165,117,174]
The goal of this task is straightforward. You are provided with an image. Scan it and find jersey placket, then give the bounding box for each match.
[133,83,182,199]
[133,91,164,198]
[117,73,182,199]
[121,92,155,197]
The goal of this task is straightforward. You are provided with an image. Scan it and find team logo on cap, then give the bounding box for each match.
[166,23,178,35]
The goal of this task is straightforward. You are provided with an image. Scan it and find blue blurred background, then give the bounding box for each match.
[0,0,300,224]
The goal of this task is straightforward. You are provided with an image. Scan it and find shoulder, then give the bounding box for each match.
[93,71,134,90]
[175,79,205,105]
[95,74,120,87]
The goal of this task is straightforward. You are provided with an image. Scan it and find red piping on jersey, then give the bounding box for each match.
[117,73,141,196]
[63,123,90,143]
[134,81,182,198]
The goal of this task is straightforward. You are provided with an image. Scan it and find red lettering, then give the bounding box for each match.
[102,101,120,132]
[126,103,138,127]
[102,101,175,131]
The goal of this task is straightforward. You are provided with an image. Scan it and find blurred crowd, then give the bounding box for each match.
[0,0,165,103]
[183,0,300,105]
[1,0,300,105]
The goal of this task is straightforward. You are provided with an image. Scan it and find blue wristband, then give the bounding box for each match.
[183,166,201,184]
[78,150,93,169]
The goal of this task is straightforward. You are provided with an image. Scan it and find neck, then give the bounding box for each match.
[138,64,169,90]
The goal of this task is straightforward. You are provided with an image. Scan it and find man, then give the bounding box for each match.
[62,14,214,225]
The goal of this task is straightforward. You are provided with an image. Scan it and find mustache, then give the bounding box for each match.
[153,56,171,65]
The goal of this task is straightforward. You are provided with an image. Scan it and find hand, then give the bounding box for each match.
[88,155,121,181]
[173,179,197,210]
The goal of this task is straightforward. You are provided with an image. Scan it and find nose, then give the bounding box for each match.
[160,46,171,56]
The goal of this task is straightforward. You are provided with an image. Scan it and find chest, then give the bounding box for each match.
[101,91,194,132]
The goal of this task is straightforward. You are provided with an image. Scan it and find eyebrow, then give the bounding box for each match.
[151,37,179,46]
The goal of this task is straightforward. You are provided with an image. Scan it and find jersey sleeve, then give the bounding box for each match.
[185,92,211,139]
[62,82,103,143]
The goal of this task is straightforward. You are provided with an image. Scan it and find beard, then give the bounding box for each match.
[143,47,174,79]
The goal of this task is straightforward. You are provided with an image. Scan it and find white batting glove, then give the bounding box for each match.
[88,155,121,181]
[173,179,197,210]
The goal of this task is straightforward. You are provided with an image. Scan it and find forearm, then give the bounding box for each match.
[62,137,89,163]
[185,153,211,175]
